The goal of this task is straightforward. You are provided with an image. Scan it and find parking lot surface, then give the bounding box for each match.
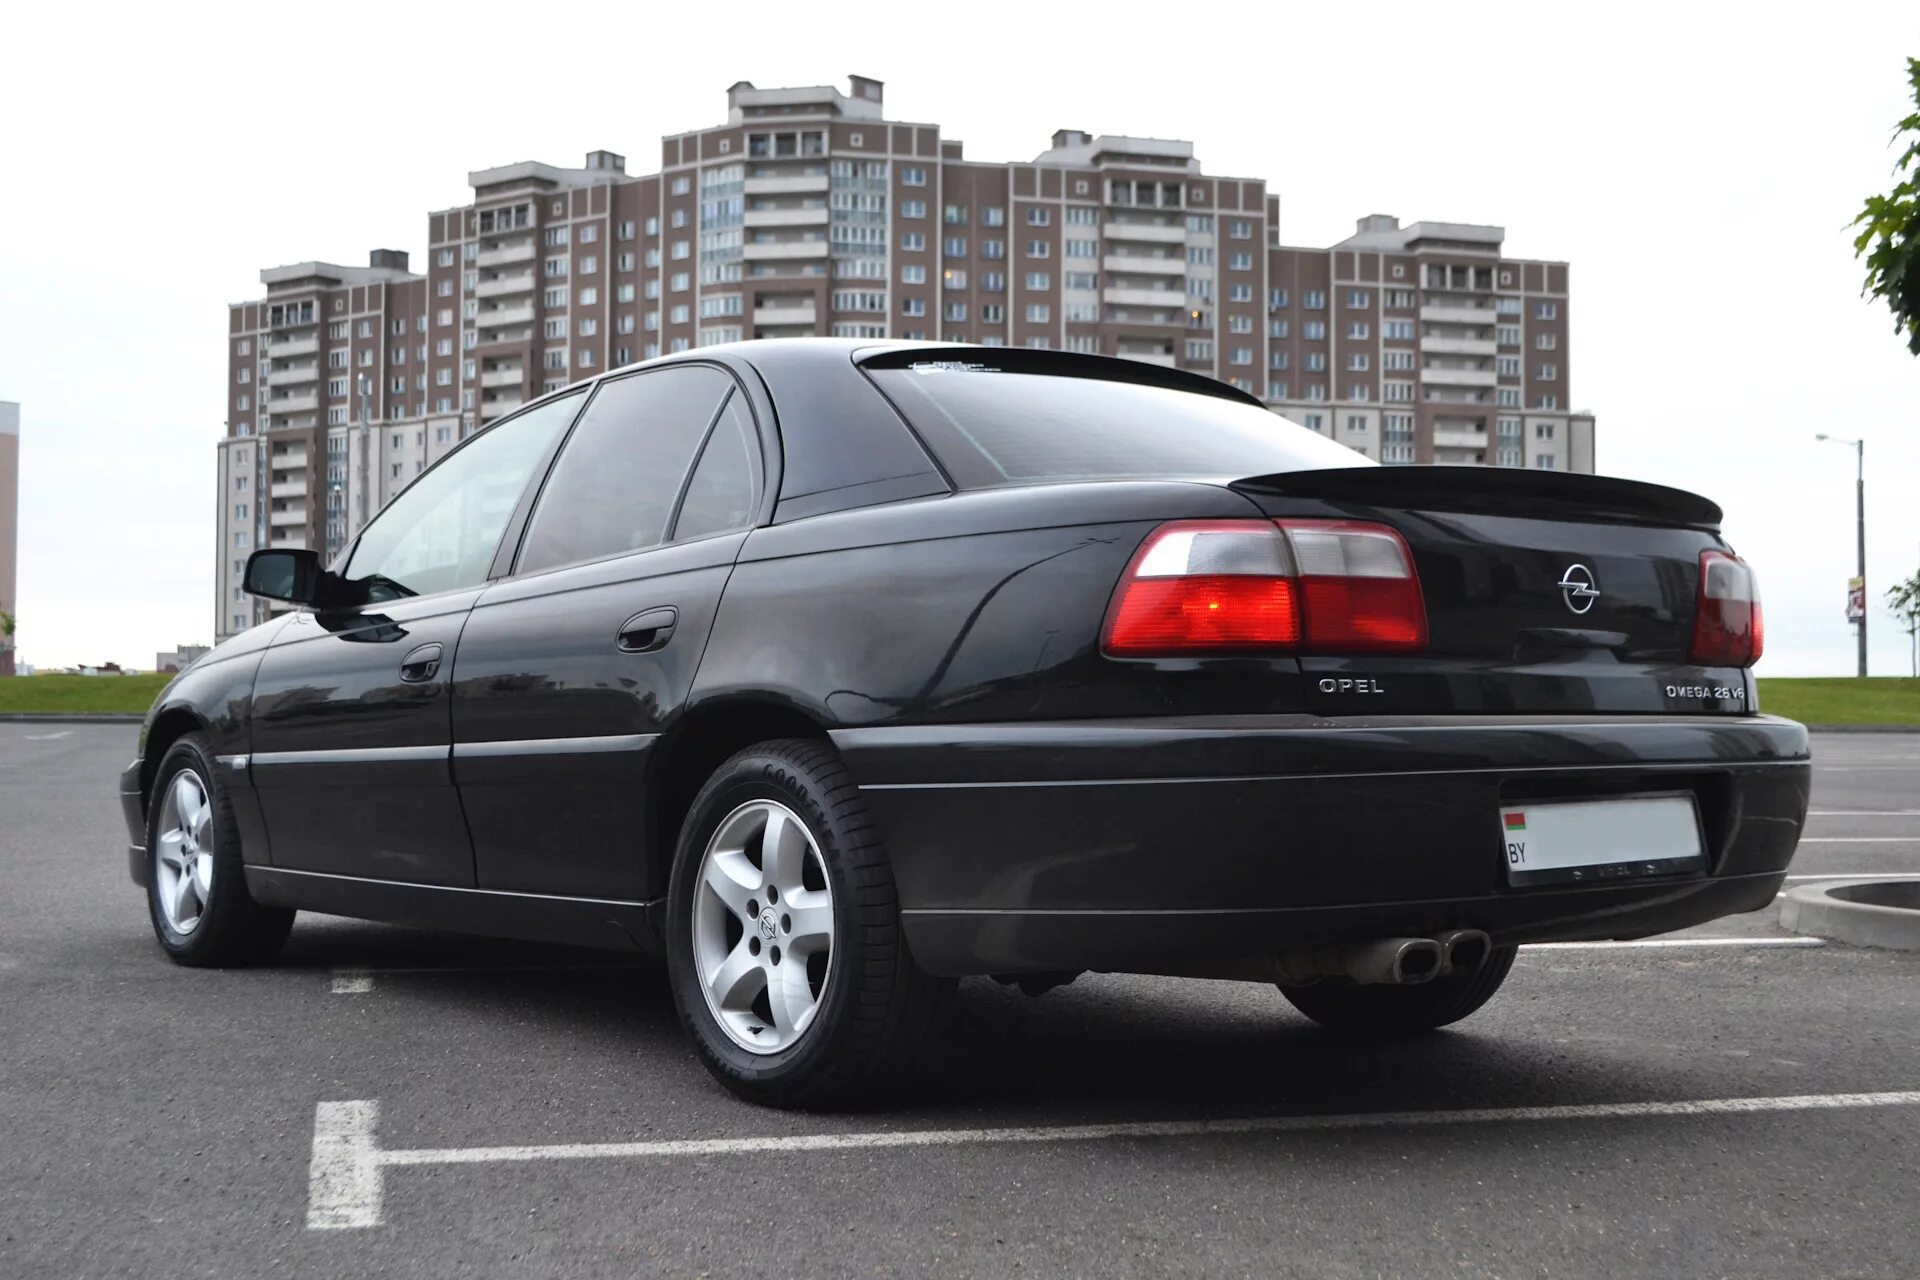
[2,723,1916,1277]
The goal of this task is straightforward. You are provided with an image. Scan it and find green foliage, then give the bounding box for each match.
[1853,57,1920,354]
[0,673,170,713]
[1758,677,1920,725]
[1890,570,1920,630]
[0,609,12,640]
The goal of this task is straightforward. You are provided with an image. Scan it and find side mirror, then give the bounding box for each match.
[243,548,323,604]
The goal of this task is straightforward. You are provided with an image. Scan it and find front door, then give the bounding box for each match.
[450,364,764,900]
[249,390,586,885]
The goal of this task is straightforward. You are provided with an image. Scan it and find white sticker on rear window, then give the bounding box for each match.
[907,361,997,375]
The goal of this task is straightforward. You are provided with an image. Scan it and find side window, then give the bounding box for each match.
[344,392,582,599]
[516,365,733,575]
[671,391,760,542]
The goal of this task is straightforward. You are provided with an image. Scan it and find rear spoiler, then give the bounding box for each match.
[1230,466,1723,531]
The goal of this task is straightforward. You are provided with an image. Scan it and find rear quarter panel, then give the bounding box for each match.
[690,481,1305,726]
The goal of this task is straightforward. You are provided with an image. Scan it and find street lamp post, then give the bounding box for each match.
[1815,433,1867,677]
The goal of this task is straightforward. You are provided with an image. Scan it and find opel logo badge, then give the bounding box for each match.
[1557,563,1600,614]
[759,912,779,942]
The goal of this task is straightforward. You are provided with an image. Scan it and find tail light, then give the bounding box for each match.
[1103,519,1426,657]
[1690,549,1764,667]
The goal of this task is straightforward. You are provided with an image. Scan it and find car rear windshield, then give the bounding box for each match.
[862,358,1362,489]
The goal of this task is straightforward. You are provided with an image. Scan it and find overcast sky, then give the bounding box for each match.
[2,2,1917,676]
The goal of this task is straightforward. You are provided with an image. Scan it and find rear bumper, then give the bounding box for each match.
[119,759,148,887]
[830,714,1811,976]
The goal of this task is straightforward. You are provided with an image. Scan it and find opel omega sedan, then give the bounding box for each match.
[119,341,1809,1106]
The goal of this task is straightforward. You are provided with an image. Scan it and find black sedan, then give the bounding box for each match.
[120,340,1807,1106]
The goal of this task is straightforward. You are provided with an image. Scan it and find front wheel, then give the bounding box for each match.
[664,739,954,1108]
[145,734,294,966]
[1279,945,1517,1036]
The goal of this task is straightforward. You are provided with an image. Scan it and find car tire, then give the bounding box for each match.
[665,738,955,1108]
[1278,944,1517,1036]
[145,734,295,967]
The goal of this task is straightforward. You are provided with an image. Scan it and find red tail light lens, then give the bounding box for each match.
[1690,549,1763,667]
[1102,519,1426,657]
[1103,522,1301,655]
[1280,520,1428,652]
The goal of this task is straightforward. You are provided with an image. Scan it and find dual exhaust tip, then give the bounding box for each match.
[1277,929,1492,988]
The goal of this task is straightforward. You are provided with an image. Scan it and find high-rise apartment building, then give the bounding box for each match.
[0,401,17,675]
[219,75,1595,640]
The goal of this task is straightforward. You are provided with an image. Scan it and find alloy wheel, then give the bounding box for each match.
[691,799,836,1054]
[155,770,215,935]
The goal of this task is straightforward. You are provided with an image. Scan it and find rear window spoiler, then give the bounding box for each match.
[1230,466,1724,530]
[854,345,1263,407]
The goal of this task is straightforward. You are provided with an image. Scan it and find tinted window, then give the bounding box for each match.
[344,392,581,599]
[517,365,732,574]
[672,392,760,542]
[866,364,1361,488]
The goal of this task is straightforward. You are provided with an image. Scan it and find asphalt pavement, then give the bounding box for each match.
[2,723,1916,1277]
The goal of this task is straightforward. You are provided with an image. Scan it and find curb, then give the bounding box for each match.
[1803,723,1920,734]
[0,713,143,724]
[1781,879,1920,952]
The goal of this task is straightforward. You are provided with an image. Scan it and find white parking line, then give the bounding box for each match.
[1528,937,1823,950]
[1784,872,1917,882]
[306,1089,1920,1229]
[1806,810,1920,817]
[23,731,70,741]
[330,970,373,994]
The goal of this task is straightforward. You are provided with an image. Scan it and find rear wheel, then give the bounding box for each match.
[146,734,294,966]
[665,739,954,1108]
[1279,945,1517,1035]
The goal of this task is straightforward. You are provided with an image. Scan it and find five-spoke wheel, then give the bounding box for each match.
[153,770,215,935]
[693,799,836,1054]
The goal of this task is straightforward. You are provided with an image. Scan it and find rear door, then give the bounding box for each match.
[451,363,764,900]
[250,391,584,884]
[1230,467,1747,717]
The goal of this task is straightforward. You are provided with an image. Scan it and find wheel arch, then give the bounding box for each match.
[141,705,209,805]
[644,695,832,900]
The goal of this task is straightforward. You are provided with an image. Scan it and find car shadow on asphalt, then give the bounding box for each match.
[263,918,1673,1122]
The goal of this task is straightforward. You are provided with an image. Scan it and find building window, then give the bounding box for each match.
[901,297,926,317]
[1025,303,1050,323]
[1024,272,1051,290]
[1229,252,1252,270]
[981,239,1005,260]
[1025,240,1051,258]
[1269,288,1288,308]
[1346,322,1370,340]
[1304,291,1326,309]
[1228,219,1251,239]
[900,166,927,186]
[1304,321,1326,341]
[1228,315,1253,334]
[1536,333,1558,350]
[902,232,926,252]
[943,236,967,257]
[1347,353,1369,370]
[900,200,927,219]
[1536,363,1557,380]
[1535,454,1557,470]
[1026,207,1051,226]
[1536,302,1558,319]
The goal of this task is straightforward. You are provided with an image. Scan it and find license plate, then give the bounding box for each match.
[1499,795,1706,887]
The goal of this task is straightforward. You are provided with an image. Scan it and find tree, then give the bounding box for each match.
[1890,571,1920,677]
[0,609,12,644]
[1853,57,1920,354]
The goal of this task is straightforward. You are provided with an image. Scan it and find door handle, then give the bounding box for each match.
[617,607,678,654]
[399,642,444,683]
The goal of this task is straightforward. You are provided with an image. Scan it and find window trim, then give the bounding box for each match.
[500,360,770,581]
[332,386,591,600]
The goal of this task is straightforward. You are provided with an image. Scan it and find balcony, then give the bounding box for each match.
[1419,304,1496,326]
[743,239,829,261]
[475,239,535,269]
[1423,366,1498,388]
[753,300,818,327]
[1104,221,1185,244]
[1422,336,1496,357]
[744,206,830,228]
[266,363,318,387]
[480,366,524,389]
[1102,286,1186,309]
[269,448,308,469]
[269,480,306,499]
[269,505,307,527]
[268,391,318,412]
[1433,426,1490,450]
[743,172,829,196]
[476,303,536,329]
[1103,253,1185,276]
[1116,350,1177,368]
[265,336,318,359]
[474,271,535,299]
[267,534,309,551]
[479,395,524,420]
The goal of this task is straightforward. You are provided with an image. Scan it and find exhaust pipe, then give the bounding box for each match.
[1436,929,1492,976]
[1275,937,1443,987]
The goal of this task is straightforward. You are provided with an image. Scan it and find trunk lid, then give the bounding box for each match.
[1231,467,1753,717]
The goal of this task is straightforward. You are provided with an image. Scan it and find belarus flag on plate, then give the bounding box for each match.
[1503,812,1528,832]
